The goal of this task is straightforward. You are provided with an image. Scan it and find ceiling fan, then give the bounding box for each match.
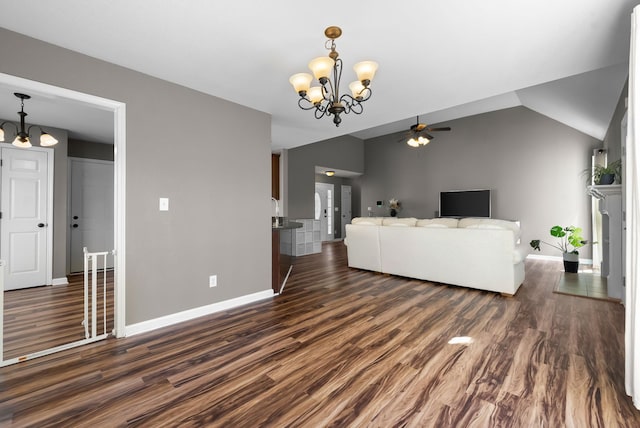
[401,116,451,147]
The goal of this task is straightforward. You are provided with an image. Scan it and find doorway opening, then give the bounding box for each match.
[69,158,114,273]
[0,72,126,366]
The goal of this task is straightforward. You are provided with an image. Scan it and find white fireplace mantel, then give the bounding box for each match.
[587,184,623,302]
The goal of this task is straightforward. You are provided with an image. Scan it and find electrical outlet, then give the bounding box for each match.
[209,275,217,288]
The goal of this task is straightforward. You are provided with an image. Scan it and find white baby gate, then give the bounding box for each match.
[82,247,112,340]
[0,248,114,366]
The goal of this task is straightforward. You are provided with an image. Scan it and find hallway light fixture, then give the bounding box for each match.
[0,92,58,148]
[289,26,378,127]
[325,170,335,177]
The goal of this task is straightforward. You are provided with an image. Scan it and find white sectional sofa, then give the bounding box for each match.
[344,217,529,295]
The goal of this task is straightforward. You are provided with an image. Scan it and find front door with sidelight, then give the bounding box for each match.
[315,182,334,241]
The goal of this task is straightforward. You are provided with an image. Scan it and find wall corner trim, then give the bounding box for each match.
[51,277,69,286]
[124,289,274,337]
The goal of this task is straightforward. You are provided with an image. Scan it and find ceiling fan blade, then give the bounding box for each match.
[425,133,435,140]
[398,133,412,143]
[427,127,451,132]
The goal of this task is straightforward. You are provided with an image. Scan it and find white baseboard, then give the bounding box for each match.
[526,254,593,265]
[125,289,274,337]
[51,277,69,286]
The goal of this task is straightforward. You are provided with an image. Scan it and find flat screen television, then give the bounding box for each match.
[439,189,491,218]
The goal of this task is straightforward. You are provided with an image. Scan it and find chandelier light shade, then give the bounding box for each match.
[289,26,378,127]
[353,61,378,83]
[308,57,335,80]
[289,73,313,94]
[0,93,58,149]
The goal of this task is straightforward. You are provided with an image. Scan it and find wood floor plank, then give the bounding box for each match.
[3,272,113,360]
[1,241,639,426]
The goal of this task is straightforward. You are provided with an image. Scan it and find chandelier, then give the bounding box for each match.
[0,93,59,148]
[289,26,378,127]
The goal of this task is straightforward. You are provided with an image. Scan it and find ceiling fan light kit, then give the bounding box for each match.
[407,135,430,147]
[0,92,59,148]
[404,116,451,148]
[289,26,378,127]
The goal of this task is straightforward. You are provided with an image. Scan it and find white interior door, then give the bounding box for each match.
[69,158,114,273]
[1,147,50,290]
[315,182,334,241]
[341,185,352,239]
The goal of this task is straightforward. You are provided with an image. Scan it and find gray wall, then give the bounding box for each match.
[602,80,628,165]
[50,127,68,279]
[286,135,364,219]
[356,106,600,258]
[0,28,272,325]
[68,139,114,161]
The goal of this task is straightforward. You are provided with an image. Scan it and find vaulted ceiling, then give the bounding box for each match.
[0,1,635,149]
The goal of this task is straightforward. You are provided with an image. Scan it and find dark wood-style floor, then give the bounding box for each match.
[3,272,114,360]
[1,242,638,427]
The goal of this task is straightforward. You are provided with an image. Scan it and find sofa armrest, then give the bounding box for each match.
[345,224,382,272]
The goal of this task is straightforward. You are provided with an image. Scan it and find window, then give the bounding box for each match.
[314,192,321,220]
[327,189,332,233]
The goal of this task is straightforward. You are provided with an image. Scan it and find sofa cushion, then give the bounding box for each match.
[382,217,417,227]
[458,218,521,242]
[351,217,384,226]
[416,218,459,228]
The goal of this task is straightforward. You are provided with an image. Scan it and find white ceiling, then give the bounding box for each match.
[0,0,635,149]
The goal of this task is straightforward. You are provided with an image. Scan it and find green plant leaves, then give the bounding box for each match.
[550,225,565,237]
[567,227,586,249]
[531,225,588,254]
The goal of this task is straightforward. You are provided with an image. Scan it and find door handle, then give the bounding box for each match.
[37,223,45,228]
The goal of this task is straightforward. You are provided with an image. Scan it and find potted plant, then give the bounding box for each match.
[389,198,401,217]
[583,159,622,185]
[530,225,588,273]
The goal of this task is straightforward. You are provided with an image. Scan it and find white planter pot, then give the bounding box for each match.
[562,252,579,273]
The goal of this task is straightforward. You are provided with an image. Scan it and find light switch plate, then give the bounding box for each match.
[159,197,169,211]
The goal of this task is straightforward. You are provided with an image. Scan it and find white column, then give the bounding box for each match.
[625,5,640,410]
